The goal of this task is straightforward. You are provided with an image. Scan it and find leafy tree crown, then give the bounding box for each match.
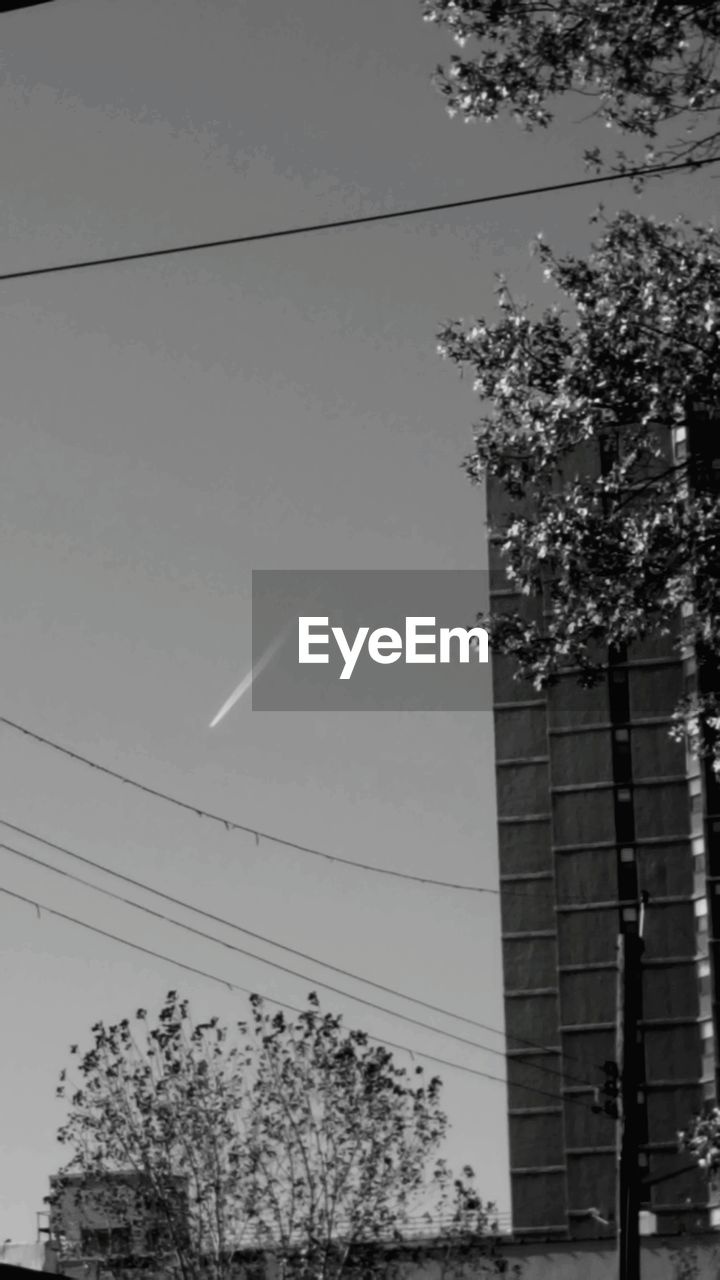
[437,209,720,764]
[422,0,720,167]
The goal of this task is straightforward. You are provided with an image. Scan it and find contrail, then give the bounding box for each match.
[209,630,288,728]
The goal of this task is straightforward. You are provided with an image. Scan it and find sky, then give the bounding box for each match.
[0,0,718,1245]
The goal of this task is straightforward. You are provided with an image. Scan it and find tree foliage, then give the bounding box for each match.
[436,209,720,765]
[680,1106,720,1181]
[421,0,720,167]
[51,992,509,1280]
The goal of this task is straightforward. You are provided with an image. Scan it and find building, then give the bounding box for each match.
[39,1172,720,1280]
[0,1244,58,1273]
[28,1215,720,1280]
[48,1171,189,1266]
[490,405,720,1238]
[490,1233,720,1280]
[412,1231,720,1280]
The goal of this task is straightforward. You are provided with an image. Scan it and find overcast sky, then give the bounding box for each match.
[0,0,717,1243]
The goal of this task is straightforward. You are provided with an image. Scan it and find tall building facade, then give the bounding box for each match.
[490,406,720,1239]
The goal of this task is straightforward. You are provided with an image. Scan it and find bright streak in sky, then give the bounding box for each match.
[209,631,287,728]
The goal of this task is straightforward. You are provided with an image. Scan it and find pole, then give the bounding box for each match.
[617,921,645,1280]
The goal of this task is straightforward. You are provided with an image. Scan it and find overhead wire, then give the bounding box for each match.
[0,719,634,1086]
[0,715,551,898]
[0,881,603,1118]
[0,158,715,285]
[0,815,605,1079]
[0,125,702,1133]
[0,817,550,1042]
[0,832,596,1090]
[0,721,623,1081]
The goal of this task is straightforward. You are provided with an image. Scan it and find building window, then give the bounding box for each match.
[609,668,630,722]
[614,730,632,781]
[80,1227,132,1257]
[615,788,635,842]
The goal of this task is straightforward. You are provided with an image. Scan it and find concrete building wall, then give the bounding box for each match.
[502,1236,720,1280]
[0,1243,57,1272]
[21,1227,720,1280]
[361,1233,720,1280]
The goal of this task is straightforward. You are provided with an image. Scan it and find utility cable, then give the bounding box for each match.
[0,835,596,1091]
[0,881,605,1117]
[0,815,572,1061]
[0,715,554,898]
[0,718,624,1078]
[0,158,714,285]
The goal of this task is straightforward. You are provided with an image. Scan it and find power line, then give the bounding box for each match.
[0,880,601,1117]
[0,817,604,1080]
[0,715,549,897]
[0,834,595,1091]
[0,721,616,1078]
[0,815,597,1076]
[0,158,715,285]
[0,724,619,1083]
[0,816,557,1052]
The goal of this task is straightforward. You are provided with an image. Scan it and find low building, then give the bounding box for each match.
[35,1185,720,1280]
[0,1244,57,1273]
[48,1172,188,1267]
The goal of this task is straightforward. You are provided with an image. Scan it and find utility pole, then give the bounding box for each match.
[617,896,647,1280]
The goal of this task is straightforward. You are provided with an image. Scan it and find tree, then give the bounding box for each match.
[436,208,720,767]
[680,1106,720,1180]
[420,0,720,168]
[51,991,510,1280]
